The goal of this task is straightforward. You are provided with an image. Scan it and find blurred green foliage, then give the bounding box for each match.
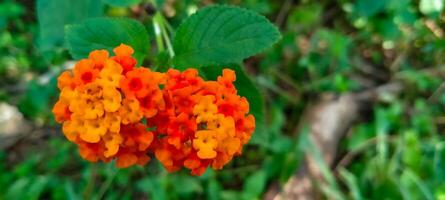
[0,0,444,199]
[37,0,104,50]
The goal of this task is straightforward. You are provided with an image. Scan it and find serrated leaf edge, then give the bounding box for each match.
[173,4,282,69]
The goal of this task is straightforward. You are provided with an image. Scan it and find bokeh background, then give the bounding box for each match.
[1,0,445,199]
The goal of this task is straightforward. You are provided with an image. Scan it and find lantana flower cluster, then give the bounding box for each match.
[53,44,255,175]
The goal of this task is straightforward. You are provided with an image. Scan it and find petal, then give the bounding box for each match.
[116,153,138,168]
[113,43,134,57]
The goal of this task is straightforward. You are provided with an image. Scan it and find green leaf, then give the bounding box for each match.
[242,171,266,200]
[221,191,242,200]
[298,128,346,200]
[339,168,363,200]
[171,175,203,195]
[65,17,150,64]
[136,177,167,200]
[102,0,142,7]
[403,170,435,200]
[347,123,375,151]
[5,178,30,199]
[64,181,78,200]
[287,3,322,30]
[0,1,24,18]
[207,178,222,200]
[354,0,387,17]
[402,130,422,172]
[18,78,58,120]
[279,152,301,182]
[375,107,390,165]
[200,65,265,139]
[27,176,50,200]
[37,0,103,50]
[311,29,350,69]
[173,5,281,68]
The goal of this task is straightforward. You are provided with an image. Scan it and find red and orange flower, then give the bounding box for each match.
[53,44,255,175]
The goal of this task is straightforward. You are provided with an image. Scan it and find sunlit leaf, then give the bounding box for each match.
[173,5,281,68]
[420,0,444,17]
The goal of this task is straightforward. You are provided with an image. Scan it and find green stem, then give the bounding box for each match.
[153,12,175,58]
[161,15,174,35]
[160,20,175,57]
[96,168,119,200]
[83,165,97,200]
[153,13,165,52]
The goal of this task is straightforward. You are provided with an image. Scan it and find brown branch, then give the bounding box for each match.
[266,82,402,200]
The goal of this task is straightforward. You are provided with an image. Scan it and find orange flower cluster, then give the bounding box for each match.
[53,44,155,168]
[151,69,255,175]
[53,44,255,175]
